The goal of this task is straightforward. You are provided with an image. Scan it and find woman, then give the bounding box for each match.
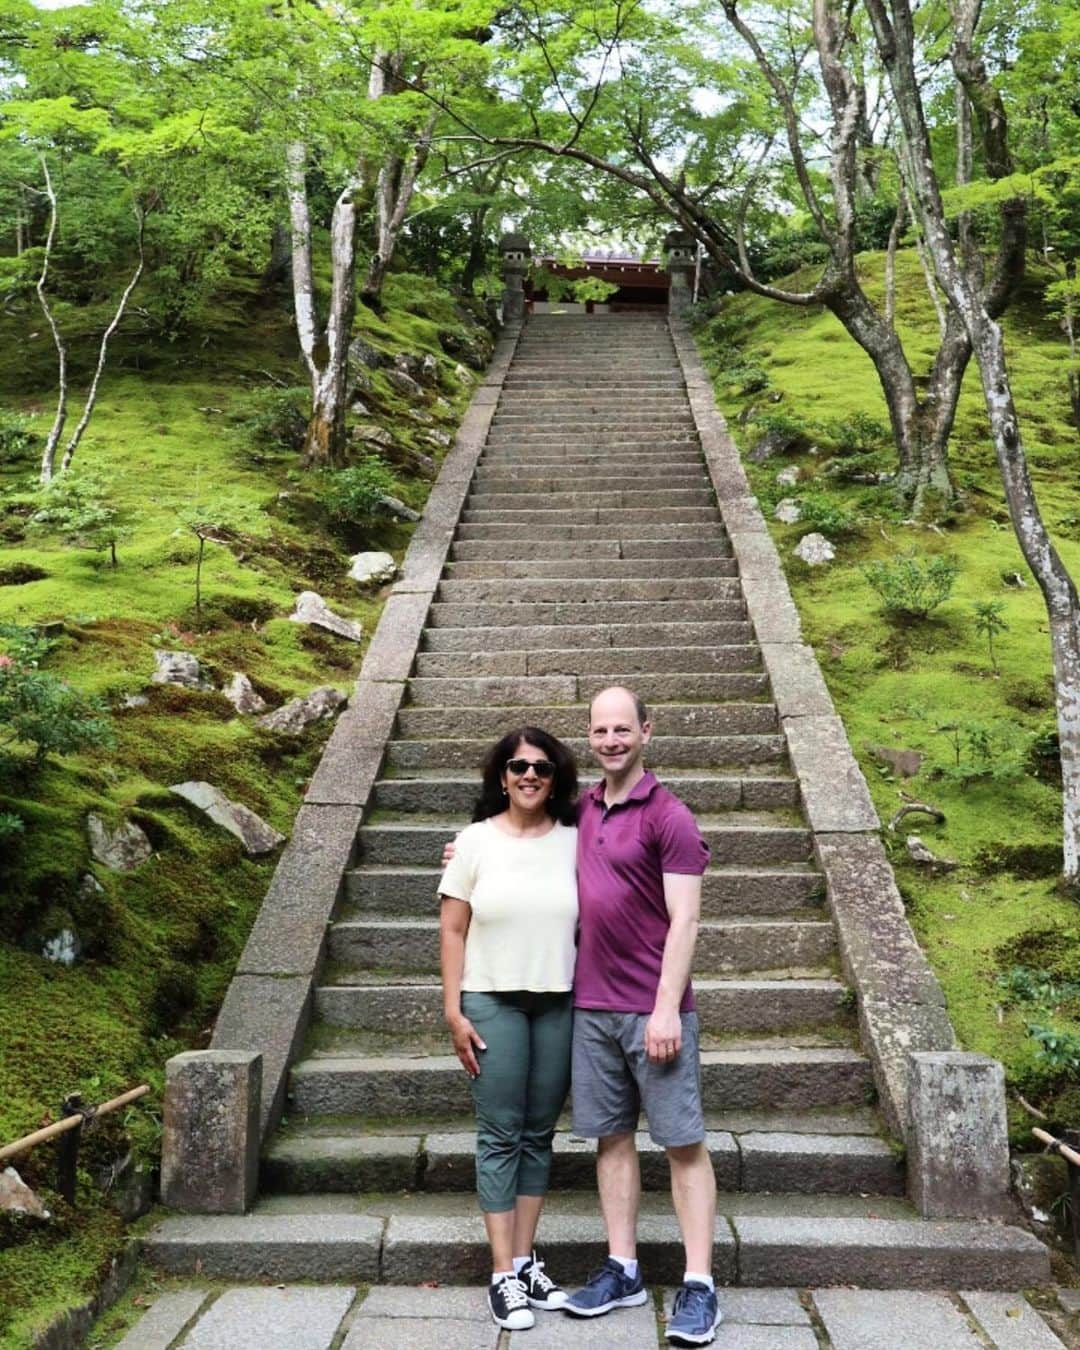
[439,725,579,1332]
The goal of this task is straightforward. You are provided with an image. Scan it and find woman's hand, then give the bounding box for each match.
[447,1013,486,1078]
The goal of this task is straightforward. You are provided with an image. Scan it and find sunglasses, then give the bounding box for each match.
[505,758,556,779]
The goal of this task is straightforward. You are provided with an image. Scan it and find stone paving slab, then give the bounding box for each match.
[813,1289,982,1349]
[705,1329,818,1350]
[116,1289,209,1348]
[509,1303,658,1347]
[342,1316,499,1349]
[179,1286,356,1349]
[352,1286,490,1319]
[963,1291,1066,1348]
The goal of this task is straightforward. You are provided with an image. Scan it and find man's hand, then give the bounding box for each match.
[644,1005,682,1063]
[447,1013,486,1077]
[441,838,456,868]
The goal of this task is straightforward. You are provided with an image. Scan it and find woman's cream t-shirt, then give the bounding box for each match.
[438,818,578,992]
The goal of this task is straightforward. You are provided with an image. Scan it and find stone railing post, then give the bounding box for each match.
[663,230,696,317]
[906,1051,1012,1219]
[161,1049,261,1214]
[499,232,531,323]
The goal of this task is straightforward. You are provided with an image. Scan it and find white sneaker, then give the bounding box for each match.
[518,1252,569,1310]
[489,1274,535,1329]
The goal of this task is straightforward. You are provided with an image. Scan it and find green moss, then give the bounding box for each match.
[697,247,1080,1137]
[0,267,489,1340]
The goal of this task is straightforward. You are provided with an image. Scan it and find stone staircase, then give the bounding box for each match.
[146,314,1047,1290]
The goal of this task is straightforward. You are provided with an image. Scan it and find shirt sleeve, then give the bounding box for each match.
[438,825,478,902]
[654,797,710,876]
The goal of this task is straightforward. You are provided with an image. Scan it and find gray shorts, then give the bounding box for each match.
[571,1008,705,1148]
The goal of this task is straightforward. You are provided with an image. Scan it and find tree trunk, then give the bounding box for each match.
[36,157,67,486]
[360,111,438,309]
[302,183,356,468]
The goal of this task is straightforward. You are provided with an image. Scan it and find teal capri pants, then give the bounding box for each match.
[459,990,573,1213]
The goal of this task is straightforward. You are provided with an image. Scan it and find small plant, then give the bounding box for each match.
[177,498,265,622]
[863,550,960,618]
[0,622,113,768]
[230,385,309,459]
[320,457,398,524]
[797,492,859,537]
[933,717,1025,787]
[996,966,1080,1008]
[1027,1023,1080,1076]
[0,810,25,844]
[0,410,37,463]
[820,410,890,455]
[29,471,131,566]
[972,599,1008,674]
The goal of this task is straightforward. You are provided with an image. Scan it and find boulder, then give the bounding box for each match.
[870,745,923,778]
[793,532,835,565]
[775,465,800,487]
[152,650,207,689]
[170,781,285,855]
[258,685,347,735]
[393,352,423,380]
[349,399,370,417]
[749,425,809,463]
[289,591,364,642]
[386,369,425,401]
[774,498,802,525]
[407,408,434,425]
[222,673,267,716]
[352,423,394,450]
[348,552,397,587]
[424,429,453,450]
[348,337,382,370]
[378,494,422,523]
[419,353,439,385]
[453,362,474,384]
[121,693,149,710]
[0,1168,50,1220]
[906,835,959,871]
[78,873,104,903]
[42,927,81,966]
[87,814,153,872]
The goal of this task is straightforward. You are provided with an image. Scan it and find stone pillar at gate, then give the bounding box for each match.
[499,232,532,323]
[663,230,697,317]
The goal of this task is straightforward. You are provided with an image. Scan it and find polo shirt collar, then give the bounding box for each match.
[586,769,659,808]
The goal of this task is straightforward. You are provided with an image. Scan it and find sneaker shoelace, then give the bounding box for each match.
[527,1258,557,1293]
[672,1283,712,1322]
[496,1275,530,1310]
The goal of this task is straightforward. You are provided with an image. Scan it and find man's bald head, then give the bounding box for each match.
[589,685,649,729]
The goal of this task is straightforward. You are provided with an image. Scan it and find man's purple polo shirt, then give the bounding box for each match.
[574,771,710,1014]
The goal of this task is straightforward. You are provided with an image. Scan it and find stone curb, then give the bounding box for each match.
[667,316,978,1193]
[204,323,524,1149]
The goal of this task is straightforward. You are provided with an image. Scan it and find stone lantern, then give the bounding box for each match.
[499,231,532,323]
[663,229,697,317]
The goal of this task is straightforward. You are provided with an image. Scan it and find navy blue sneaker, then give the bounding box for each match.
[563,1257,648,1318]
[666,1281,722,1345]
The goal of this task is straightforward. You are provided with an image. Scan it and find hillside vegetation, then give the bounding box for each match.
[0,266,492,1347]
[696,248,1080,1138]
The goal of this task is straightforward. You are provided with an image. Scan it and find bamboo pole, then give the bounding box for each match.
[1033,1126,1080,1168]
[0,1085,150,1164]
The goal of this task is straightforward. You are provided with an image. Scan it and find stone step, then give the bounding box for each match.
[484,430,698,446]
[461,506,721,526]
[446,557,739,578]
[313,978,847,1037]
[492,412,696,427]
[503,375,686,388]
[435,577,738,604]
[424,598,745,628]
[393,702,775,740]
[472,468,710,489]
[261,1124,903,1198]
[288,1045,874,1117]
[143,1195,1050,1287]
[344,864,823,917]
[404,672,771,709]
[480,444,703,462]
[422,619,753,652]
[467,487,716,510]
[370,769,793,815]
[357,816,810,867]
[455,522,723,541]
[413,645,761,677]
[383,733,785,771]
[326,920,834,979]
[448,538,733,560]
[496,393,691,409]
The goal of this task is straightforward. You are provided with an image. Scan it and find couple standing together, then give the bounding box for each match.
[438,685,722,1346]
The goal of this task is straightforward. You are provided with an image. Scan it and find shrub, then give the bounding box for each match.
[863,551,960,618]
[933,717,1026,787]
[320,458,398,524]
[0,810,24,845]
[0,410,37,464]
[231,385,309,458]
[797,492,859,537]
[0,623,114,768]
[1027,1023,1080,1076]
[819,411,891,455]
[29,471,131,566]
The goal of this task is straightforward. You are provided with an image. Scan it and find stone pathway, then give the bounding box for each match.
[115,1283,1073,1348]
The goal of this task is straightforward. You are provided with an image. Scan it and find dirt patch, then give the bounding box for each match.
[976,842,1062,880]
[0,563,48,585]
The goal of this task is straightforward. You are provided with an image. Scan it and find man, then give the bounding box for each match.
[563,685,720,1346]
[440,685,721,1344]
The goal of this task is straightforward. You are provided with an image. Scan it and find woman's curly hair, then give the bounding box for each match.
[472,725,579,826]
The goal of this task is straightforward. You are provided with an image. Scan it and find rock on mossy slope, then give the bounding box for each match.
[695,249,1080,1140]
[0,269,493,1348]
